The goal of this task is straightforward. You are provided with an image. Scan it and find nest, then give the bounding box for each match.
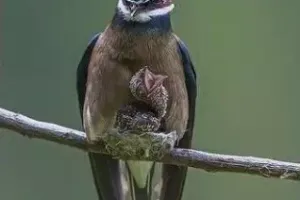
[100,129,178,160]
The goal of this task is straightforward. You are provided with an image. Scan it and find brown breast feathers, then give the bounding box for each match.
[83,26,188,142]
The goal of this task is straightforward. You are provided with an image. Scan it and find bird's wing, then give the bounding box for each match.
[76,33,123,200]
[160,35,197,200]
[76,33,99,118]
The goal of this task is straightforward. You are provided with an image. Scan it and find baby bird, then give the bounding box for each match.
[116,67,168,133]
[130,66,169,120]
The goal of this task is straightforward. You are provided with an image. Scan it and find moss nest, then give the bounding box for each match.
[100,129,178,160]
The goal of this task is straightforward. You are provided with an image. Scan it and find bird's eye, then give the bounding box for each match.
[152,0,167,5]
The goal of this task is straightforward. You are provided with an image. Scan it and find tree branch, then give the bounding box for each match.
[0,107,299,181]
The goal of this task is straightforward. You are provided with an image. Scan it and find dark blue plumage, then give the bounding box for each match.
[112,11,172,33]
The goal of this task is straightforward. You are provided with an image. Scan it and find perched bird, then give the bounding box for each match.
[116,67,168,133]
[76,0,197,200]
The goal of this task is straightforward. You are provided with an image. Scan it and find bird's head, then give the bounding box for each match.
[130,67,169,118]
[117,0,174,22]
[130,66,168,100]
[143,67,167,98]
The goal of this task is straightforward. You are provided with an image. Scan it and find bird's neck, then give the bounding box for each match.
[111,9,173,35]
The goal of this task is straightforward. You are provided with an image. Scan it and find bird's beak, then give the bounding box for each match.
[147,75,168,97]
[129,3,139,18]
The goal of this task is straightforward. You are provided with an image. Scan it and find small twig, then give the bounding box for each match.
[0,107,299,181]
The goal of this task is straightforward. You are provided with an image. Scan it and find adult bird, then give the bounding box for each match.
[76,0,197,200]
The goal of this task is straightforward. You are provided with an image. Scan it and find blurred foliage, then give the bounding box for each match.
[1,0,300,199]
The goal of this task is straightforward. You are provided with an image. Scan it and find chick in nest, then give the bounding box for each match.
[116,66,168,133]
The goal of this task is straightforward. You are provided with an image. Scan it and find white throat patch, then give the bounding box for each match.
[117,0,175,22]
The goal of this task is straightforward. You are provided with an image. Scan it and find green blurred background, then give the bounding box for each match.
[1,0,300,199]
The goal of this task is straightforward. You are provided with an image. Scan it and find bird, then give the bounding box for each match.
[116,67,168,133]
[76,0,197,200]
[129,66,168,120]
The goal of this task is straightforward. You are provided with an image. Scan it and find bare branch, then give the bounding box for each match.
[0,107,299,181]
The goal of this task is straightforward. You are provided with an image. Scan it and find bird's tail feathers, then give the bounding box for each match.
[126,161,155,200]
[88,152,123,200]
